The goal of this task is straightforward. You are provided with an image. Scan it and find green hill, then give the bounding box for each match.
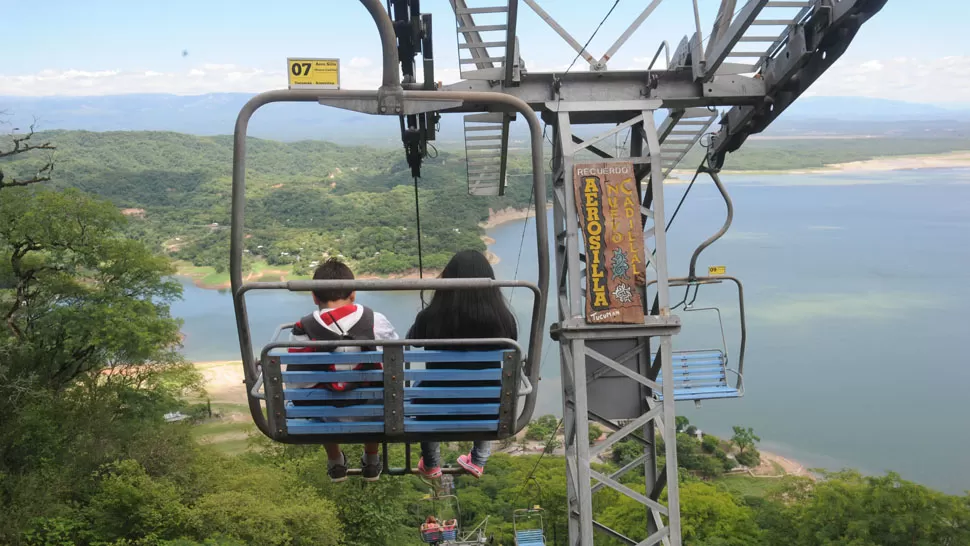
[6,130,536,276]
[6,130,969,277]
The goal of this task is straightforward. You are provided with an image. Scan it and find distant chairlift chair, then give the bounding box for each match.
[513,507,546,546]
[649,165,747,403]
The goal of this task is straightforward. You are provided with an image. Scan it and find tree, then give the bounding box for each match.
[0,122,55,191]
[731,426,760,455]
[762,471,970,546]
[588,424,603,446]
[675,415,690,433]
[0,187,183,391]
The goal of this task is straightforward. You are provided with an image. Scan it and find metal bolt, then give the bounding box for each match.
[392,375,397,380]
[395,107,402,113]
[392,410,397,415]
[380,106,387,113]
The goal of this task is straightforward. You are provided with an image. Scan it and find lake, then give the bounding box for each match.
[171,167,970,494]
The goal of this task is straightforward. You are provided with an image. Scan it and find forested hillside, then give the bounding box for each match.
[3,130,536,277]
[5,130,969,279]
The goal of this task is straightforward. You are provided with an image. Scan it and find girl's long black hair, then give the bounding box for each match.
[409,250,517,340]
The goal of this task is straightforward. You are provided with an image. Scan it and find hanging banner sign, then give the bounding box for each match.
[573,162,647,324]
[287,58,340,89]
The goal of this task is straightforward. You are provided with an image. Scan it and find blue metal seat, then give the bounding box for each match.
[654,350,742,401]
[515,529,545,546]
[254,345,529,443]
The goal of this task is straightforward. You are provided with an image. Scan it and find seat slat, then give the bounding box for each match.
[405,420,499,433]
[275,349,511,366]
[286,404,384,418]
[281,368,503,384]
[282,370,384,383]
[406,387,502,399]
[278,351,384,365]
[287,420,385,434]
[405,403,500,416]
[285,388,384,401]
[406,369,502,381]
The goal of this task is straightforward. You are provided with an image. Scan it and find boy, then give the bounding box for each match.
[288,258,398,482]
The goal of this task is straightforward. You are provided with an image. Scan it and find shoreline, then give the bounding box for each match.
[179,150,970,290]
[191,360,817,479]
[670,150,970,178]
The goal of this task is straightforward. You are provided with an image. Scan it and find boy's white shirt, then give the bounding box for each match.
[287,304,398,387]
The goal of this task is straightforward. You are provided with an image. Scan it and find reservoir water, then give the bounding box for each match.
[171,168,970,494]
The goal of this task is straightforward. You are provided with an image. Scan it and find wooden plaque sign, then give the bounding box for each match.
[573,162,647,324]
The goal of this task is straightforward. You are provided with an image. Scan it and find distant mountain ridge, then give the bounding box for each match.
[3,93,970,144]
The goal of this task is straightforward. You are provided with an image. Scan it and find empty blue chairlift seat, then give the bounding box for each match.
[515,529,546,546]
[268,348,518,438]
[654,350,741,401]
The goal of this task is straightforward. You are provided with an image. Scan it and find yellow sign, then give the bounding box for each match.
[709,265,726,276]
[287,58,340,89]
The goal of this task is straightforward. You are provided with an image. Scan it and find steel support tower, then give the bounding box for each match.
[385,0,887,543]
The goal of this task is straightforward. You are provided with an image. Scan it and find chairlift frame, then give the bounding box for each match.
[229,2,549,446]
[645,165,747,399]
[512,506,546,546]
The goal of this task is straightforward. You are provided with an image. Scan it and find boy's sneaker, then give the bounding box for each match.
[361,454,383,482]
[328,453,349,483]
[418,457,442,479]
[457,453,484,478]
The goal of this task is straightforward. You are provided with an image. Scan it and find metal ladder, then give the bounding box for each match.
[452,0,519,81]
[463,112,511,196]
[657,108,719,178]
[701,0,815,79]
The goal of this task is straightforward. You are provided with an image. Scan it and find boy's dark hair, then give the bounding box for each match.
[312,258,355,304]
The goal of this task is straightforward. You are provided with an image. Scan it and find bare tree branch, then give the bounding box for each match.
[0,119,56,191]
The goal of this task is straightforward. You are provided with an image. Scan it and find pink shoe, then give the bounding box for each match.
[418,457,442,479]
[457,453,484,478]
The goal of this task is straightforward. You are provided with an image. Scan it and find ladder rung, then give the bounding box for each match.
[465,144,503,150]
[727,52,768,58]
[669,131,701,135]
[464,125,503,132]
[766,1,811,6]
[455,6,508,14]
[458,24,507,32]
[459,41,507,49]
[465,135,502,142]
[459,56,507,64]
[751,19,795,25]
[678,120,711,125]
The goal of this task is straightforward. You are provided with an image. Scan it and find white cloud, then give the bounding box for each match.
[805,56,970,102]
[0,61,387,96]
[4,56,970,103]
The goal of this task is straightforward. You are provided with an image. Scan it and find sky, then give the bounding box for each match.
[1,0,968,104]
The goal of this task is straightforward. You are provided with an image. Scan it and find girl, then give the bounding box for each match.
[407,250,518,479]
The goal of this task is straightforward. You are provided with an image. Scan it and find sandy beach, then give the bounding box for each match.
[671,150,970,177]
[479,204,553,229]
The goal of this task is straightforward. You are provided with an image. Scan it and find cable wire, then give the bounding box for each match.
[412,176,426,308]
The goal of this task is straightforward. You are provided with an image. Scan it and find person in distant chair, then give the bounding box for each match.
[287,258,398,482]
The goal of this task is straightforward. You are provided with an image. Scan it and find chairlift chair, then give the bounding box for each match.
[647,165,746,403]
[651,278,746,403]
[228,1,549,459]
[512,506,546,546]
